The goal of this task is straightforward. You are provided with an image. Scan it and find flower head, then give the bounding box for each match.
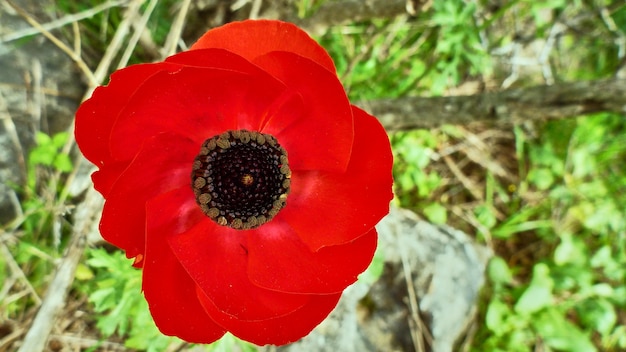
[75,20,393,345]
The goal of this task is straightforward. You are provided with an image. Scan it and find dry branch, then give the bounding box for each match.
[365,78,626,131]
[16,187,103,352]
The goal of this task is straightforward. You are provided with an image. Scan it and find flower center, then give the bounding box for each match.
[191,130,291,230]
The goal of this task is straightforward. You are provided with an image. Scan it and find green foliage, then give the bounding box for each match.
[472,113,626,351]
[53,0,180,67]
[1,131,73,320]
[16,131,73,243]
[320,0,490,101]
[423,203,447,224]
[392,129,442,204]
[82,249,153,339]
[320,19,426,100]
[429,0,490,94]
[27,131,72,191]
[345,1,626,350]
[80,248,258,351]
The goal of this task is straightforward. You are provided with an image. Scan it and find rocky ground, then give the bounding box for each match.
[0,1,491,351]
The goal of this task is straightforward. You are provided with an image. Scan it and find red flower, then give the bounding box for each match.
[75,20,392,345]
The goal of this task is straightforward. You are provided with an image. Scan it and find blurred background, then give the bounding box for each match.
[1,0,625,351]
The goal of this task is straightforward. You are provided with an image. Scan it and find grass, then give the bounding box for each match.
[1,0,625,351]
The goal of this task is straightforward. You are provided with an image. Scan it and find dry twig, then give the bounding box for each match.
[161,0,191,58]
[16,188,102,352]
[0,0,127,43]
[5,0,97,86]
[366,78,626,130]
[0,92,26,183]
[399,241,433,352]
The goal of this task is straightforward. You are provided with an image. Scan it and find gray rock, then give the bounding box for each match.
[276,207,491,352]
[0,0,83,223]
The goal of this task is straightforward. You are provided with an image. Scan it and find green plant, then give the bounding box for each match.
[21,131,73,237]
[79,248,259,351]
[392,129,442,202]
[472,113,626,351]
[429,0,490,93]
[1,131,74,323]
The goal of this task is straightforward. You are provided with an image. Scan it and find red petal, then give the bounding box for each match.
[108,66,285,164]
[190,20,336,73]
[197,287,341,346]
[100,133,198,260]
[247,222,377,294]
[144,188,225,343]
[90,162,127,198]
[254,51,353,172]
[75,63,174,168]
[76,47,271,172]
[167,218,310,321]
[280,106,393,251]
[166,47,263,72]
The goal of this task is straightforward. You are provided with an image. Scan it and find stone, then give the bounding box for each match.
[275,207,491,352]
[0,0,83,223]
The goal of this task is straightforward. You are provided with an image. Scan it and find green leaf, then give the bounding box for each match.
[74,263,94,281]
[34,131,51,145]
[590,245,613,269]
[554,233,588,266]
[581,283,614,299]
[514,263,553,314]
[206,333,258,352]
[533,309,597,352]
[51,131,69,148]
[0,256,6,291]
[423,203,447,224]
[53,153,73,172]
[528,167,555,190]
[29,145,56,166]
[475,204,497,230]
[577,298,617,336]
[358,248,385,284]
[486,299,511,335]
[89,287,116,312]
[488,256,514,286]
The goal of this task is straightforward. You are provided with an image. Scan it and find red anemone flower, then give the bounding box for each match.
[75,20,393,345]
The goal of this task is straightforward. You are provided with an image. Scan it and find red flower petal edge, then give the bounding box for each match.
[75,19,393,346]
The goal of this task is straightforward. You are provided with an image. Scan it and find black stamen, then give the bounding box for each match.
[191,130,290,230]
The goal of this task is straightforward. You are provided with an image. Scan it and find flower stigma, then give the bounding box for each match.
[191,130,291,230]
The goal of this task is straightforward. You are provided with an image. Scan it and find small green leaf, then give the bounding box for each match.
[475,204,497,230]
[486,299,511,335]
[358,248,385,284]
[533,309,597,352]
[528,167,555,190]
[35,131,51,145]
[577,298,617,336]
[590,245,613,268]
[488,256,513,286]
[29,145,56,166]
[514,263,553,314]
[554,233,587,266]
[75,263,94,281]
[53,154,73,172]
[423,203,447,224]
[51,131,69,148]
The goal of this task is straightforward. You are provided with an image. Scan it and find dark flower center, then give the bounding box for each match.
[191,130,291,230]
